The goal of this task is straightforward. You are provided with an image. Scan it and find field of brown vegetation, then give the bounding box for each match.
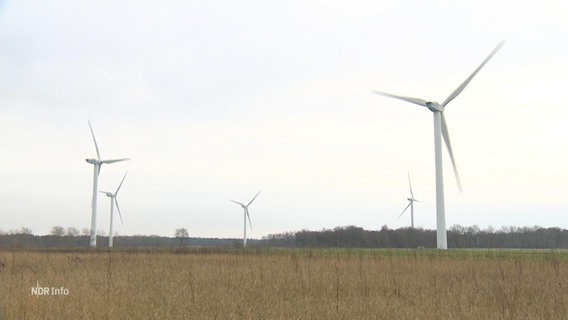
[1,248,567,319]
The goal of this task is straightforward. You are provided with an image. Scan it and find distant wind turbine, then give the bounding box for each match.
[372,41,504,249]
[100,172,127,248]
[85,121,130,248]
[398,172,420,229]
[230,190,261,248]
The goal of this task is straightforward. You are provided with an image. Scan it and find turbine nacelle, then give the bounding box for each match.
[100,191,114,197]
[426,102,444,112]
[86,158,101,165]
[408,197,421,203]
[230,200,247,209]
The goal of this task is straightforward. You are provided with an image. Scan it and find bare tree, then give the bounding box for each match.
[66,227,80,237]
[174,228,189,247]
[51,226,65,236]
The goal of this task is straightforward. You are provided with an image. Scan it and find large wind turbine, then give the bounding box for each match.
[372,41,504,249]
[398,172,420,229]
[230,190,261,248]
[86,121,130,248]
[100,172,127,248]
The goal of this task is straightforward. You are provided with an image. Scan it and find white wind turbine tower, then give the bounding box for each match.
[100,172,127,248]
[230,190,261,248]
[398,172,420,229]
[85,121,130,248]
[372,41,504,249]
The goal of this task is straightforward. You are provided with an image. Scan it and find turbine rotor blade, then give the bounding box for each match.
[115,172,128,195]
[101,158,131,164]
[371,90,429,107]
[441,40,505,107]
[114,198,124,225]
[230,199,245,207]
[441,113,463,192]
[246,208,253,232]
[247,190,262,207]
[88,120,101,160]
[407,171,414,198]
[398,203,412,219]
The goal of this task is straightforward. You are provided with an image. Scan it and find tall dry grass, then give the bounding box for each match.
[0,248,567,319]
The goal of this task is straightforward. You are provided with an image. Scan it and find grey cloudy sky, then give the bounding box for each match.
[0,0,566,238]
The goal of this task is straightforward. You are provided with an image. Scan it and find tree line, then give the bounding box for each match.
[0,226,252,248]
[1,224,568,249]
[263,225,568,249]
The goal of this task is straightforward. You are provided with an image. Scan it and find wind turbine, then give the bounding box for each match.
[230,190,261,248]
[85,121,130,248]
[398,172,420,229]
[372,41,504,249]
[100,172,127,248]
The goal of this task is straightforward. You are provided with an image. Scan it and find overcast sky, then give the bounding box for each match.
[0,0,566,238]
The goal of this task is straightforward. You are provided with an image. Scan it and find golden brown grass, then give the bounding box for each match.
[1,248,567,319]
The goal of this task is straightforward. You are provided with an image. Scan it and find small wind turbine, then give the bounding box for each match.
[372,41,504,249]
[100,172,127,248]
[85,121,130,248]
[398,172,420,229]
[230,190,261,248]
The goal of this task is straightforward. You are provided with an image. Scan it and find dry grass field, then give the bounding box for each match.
[1,248,567,319]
